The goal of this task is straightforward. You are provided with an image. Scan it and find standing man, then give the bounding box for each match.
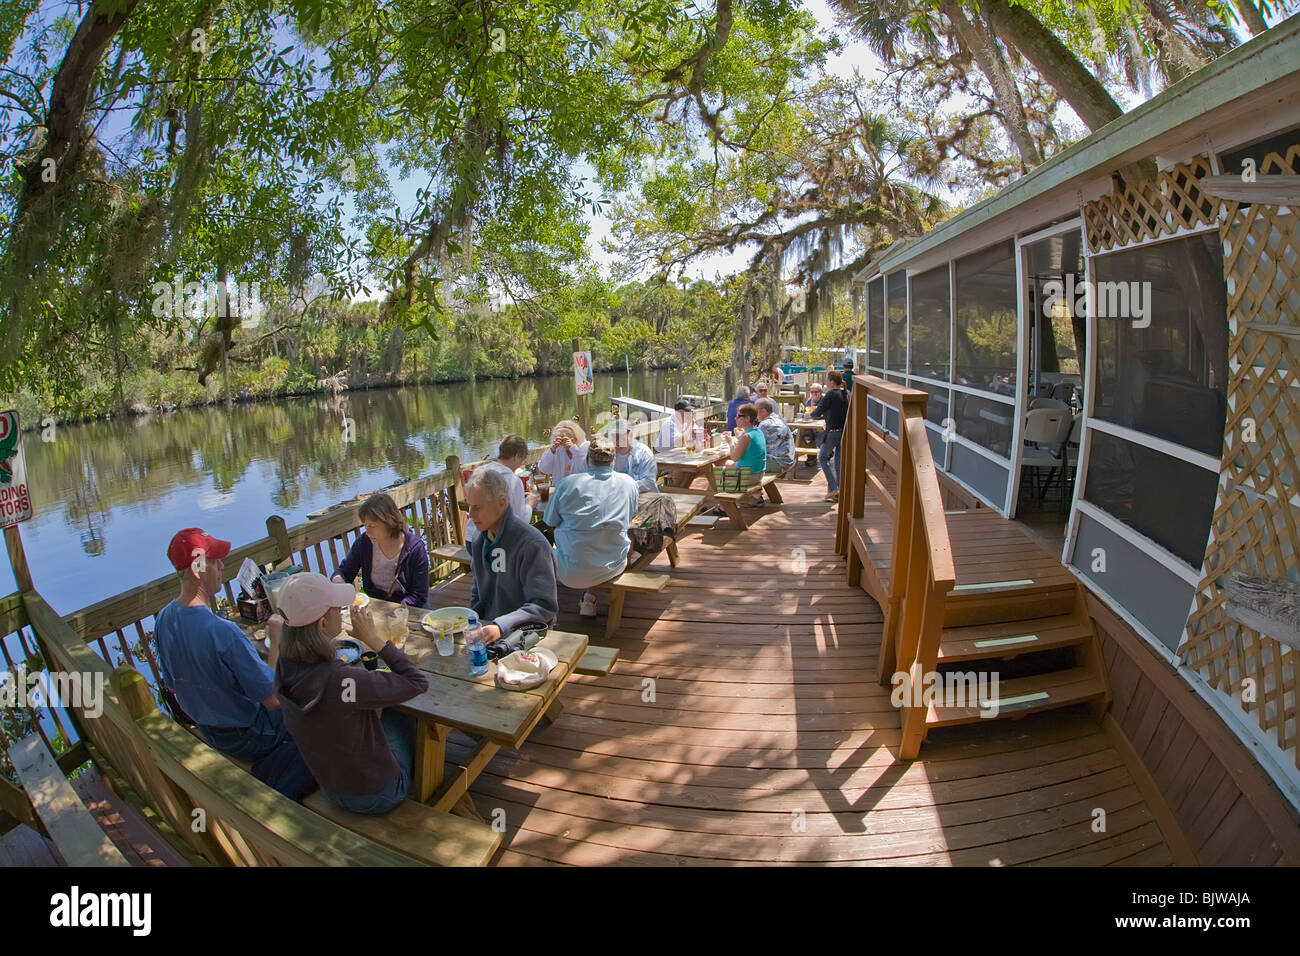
[607,419,660,494]
[464,468,558,642]
[154,528,315,801]
[812,370,849,502]
[842,358,855,389]
[465,434,536,545]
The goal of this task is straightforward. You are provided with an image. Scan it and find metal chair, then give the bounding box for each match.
[1021,408,1073,505]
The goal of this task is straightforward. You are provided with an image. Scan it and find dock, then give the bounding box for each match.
[430,477,1173,866]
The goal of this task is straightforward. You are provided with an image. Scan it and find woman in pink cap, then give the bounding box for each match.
[270,572,428,814]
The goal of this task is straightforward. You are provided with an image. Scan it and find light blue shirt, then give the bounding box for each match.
[615,439,659,494]
[155,601,274,729]
[543,466,640,589]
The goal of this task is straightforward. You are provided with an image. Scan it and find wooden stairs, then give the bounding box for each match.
[848,505,1111,751]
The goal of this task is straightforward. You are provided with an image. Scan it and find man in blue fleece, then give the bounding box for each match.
[464,467,558,643]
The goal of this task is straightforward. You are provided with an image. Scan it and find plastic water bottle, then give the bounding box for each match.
[465,614,489,676]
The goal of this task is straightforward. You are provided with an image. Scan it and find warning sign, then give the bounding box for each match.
[0,410,33,527]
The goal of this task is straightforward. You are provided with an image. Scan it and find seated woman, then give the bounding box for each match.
[541,436,640,619]
[272,572,428,815]
[723,403,767,506]
[331,493,429,608]
[537,420,589,482]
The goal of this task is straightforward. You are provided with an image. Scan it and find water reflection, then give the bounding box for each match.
[15,370,689,613]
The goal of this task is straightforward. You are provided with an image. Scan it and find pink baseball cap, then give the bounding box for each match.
[276,572,359,627]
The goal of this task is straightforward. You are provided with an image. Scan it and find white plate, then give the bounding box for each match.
[351,592,370,608]
[422,606,474,634]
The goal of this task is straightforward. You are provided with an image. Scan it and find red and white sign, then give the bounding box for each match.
[0,410,33,527]
[573,351,594,396]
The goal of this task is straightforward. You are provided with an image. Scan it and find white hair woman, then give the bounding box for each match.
[538,420,590,482]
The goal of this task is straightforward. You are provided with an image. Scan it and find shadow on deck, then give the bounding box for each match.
[430,475,1174,866]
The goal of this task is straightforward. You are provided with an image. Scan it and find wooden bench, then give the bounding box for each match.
[575,644,620,675]
[590,570,669,638]
[7,734,129,867]
[432,544,471,569]
[303,791,500,867]
[713,473,784,530]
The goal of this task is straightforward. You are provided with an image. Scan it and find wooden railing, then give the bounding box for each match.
[836,376,956,758]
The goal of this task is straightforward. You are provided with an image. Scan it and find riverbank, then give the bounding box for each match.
[6,360,695,432]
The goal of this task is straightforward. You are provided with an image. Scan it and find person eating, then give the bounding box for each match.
[607,419,659,494]
[723,403,767,506]
[330,492,430,608]
[543,436,640,619]
[754,397,794,476]
[154,528,315,801]
[464,467,558,641]
[464,434,535,544]
[273,572,428,815]
[537,420,590,482]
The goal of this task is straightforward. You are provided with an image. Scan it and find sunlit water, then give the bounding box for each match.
[9,369,703,616]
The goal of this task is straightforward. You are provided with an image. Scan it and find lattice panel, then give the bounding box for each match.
[1084,154,1220,253]
[1182,141,1300,771]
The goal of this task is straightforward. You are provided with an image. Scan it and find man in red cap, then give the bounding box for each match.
[154,528,314,801]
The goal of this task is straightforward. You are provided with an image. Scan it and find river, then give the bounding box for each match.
[8,369,706,616]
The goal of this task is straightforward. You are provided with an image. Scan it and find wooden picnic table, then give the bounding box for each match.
[231,595,587,816]
[627,489,710,572]
[655,445,729,492]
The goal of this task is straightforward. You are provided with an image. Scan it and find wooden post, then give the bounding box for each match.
[4,524,33,592]
[265,516,291,568]
[446,456,466,545]
[573,337,590,437]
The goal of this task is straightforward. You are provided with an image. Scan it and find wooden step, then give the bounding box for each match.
[937,614,1093,663]
[924,667,1107,730]
[943,581,1077,627]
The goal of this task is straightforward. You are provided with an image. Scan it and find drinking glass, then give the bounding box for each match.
[389,606,409,644]
[435,627,455,657]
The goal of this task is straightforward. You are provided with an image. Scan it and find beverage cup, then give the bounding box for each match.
[435,629,455,656]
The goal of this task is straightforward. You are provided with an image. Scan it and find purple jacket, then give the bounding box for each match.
[334,529,429,607]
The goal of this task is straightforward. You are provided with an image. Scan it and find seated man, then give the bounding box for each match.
[154,528,314,801]
[655,399,695,450]
[754,397,794,476]
[465,434,536,544]
[608,419,659,494]
[543,436,640,619]
[464,467,558,643]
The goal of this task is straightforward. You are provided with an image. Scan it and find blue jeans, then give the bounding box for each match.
[321,711,416,815]
[820,428,843,492]
[198,705,316,802]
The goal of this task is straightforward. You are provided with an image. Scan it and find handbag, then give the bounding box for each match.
[712,466,753,493]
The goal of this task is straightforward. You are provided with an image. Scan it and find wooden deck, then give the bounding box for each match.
[432,478,1175,866]
[0,766,190,867]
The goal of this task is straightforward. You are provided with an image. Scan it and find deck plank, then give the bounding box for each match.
[418,480,1178,866]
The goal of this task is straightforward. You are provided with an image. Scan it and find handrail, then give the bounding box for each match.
[836,375,956,759]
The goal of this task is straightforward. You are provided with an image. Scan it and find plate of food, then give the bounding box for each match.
[422,606,474,635]
[351,591,370,609]
[334,638,364,664]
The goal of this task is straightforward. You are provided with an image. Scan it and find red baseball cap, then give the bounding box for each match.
[167,528,232,572]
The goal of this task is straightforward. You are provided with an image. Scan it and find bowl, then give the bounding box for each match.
[334,638,363,664]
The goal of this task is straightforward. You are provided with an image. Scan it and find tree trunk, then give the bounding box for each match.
[980,0,1125,132]
[942,0,1042,168]
[1234,1,1269,36]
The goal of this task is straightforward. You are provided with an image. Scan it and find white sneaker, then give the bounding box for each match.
[578,595,598,618]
